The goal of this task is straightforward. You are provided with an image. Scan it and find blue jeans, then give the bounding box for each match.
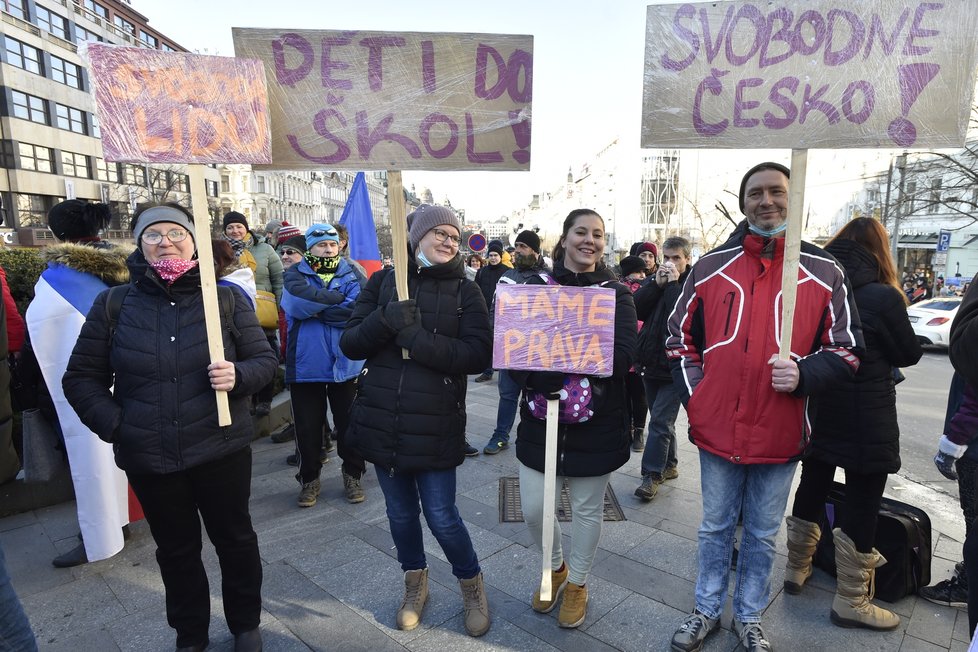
[695,449,797,623]
[375,467,480,580]
[640,378,682,476]
[0,543,37,652]
[491,370,520,441]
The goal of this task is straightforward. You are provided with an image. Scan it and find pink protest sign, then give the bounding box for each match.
[232,29,532,171]
[642,1,978,149]
[86,44,272,164]
[492,285,616,377]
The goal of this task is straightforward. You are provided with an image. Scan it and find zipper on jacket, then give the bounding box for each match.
[722,291,735,336]
[390,362,408,476]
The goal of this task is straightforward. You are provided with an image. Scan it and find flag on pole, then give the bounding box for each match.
[339,172,382,277]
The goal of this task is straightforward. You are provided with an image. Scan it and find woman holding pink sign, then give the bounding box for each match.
[512,208,637,629]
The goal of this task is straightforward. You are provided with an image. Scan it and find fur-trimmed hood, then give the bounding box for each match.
[42,242,132,286]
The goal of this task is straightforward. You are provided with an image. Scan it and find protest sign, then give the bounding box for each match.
[492,285,616,377]
[86,44,271,164]
[232,29,533,171]
[642,1,978,149]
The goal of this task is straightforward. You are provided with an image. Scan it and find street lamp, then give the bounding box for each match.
[890,153,908,273]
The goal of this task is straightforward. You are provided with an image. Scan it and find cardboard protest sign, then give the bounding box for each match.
[86,44,271,164]
[232,29,532,171]
[642,1,978,149]
[492,285,616,377]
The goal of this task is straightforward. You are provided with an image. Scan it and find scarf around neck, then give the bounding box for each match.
[304,252,340,284]
[150,258,198,285]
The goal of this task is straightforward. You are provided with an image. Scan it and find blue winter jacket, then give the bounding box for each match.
[282,257,363,383]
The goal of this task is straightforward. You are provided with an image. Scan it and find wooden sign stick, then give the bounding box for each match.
[387,171,411,360]
[539,397,559,601]
[189,165,232,426]
[778,148,809,361]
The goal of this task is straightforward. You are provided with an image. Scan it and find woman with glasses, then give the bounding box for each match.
[282,224,366,507]
[340,204,493,637]
[63,203,278,652]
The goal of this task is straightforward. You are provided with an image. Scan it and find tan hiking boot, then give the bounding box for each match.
[830,528,900,631]
[558,582,588,628]
[396,568,428,631]
[459,572,490,636]
[297,478,320,508]
[531,564,569,613]
[784,515,821,594]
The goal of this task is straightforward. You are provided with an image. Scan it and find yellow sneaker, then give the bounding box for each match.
[531,565,569,613]
[558,583,588,628]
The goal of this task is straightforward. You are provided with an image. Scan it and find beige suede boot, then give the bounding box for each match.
[830,528,900,631]
[784,515,821,594]
[396,568,428,631]
[459,572,490,636]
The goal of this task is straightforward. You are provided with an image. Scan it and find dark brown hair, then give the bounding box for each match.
[551,209,606,270]
[827,217,906,304]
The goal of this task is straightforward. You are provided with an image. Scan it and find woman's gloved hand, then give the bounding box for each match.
[382,299,417,331]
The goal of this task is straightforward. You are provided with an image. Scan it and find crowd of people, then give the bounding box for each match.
[1,160,974,652]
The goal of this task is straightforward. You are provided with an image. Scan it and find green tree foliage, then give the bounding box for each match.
[0,248,45,316]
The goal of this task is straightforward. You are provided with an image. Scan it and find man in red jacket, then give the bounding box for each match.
[666,163,862,652]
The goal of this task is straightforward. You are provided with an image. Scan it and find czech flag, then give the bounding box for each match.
[340,172,382,277]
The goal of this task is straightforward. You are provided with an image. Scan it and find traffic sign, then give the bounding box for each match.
[937,229,952,253]
[468,233,487,252]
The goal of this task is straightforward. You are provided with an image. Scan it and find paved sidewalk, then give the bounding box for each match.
[1,377,972,651]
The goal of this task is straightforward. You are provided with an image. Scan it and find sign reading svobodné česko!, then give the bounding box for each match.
[232,29,533,171]
[641,1,978,149]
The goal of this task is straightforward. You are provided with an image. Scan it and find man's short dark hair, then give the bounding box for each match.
[662,236,692,259]
[738,162,790,214]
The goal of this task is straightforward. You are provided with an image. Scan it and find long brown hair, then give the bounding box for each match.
[551,208,607,270]
[827,218,906,304]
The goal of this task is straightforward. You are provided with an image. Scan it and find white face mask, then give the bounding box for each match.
[748,222,788,237]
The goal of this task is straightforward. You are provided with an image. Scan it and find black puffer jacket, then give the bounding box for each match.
[63,250,278,474]
[340,254,491,474]
[513,261,637,477]
[634,268,691,382]
[806,239,922,473]
[475,262,507,308]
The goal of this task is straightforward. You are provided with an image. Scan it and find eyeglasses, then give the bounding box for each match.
[432,228,461,246]
[280,248,301,257]
[141,229,190,245]
[308,228,337,238]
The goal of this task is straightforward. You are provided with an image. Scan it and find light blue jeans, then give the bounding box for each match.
[640,378,682,476]
[695,449,797,623]
[519,463,610,586]
[491,370,520,441]
[0,543,37,651]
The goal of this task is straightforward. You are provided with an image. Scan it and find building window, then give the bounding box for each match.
[1,0,26,20]
[256,176,266,193]
[55,104,86,134]
[122,163,146,185]
[61,151,91,178]
[83,0,107,18]
[10,90,47,124]
[113,15,134,34]
[50,55,82,89]
[15,193,49,227]
[174,173,190,193]
[91,113,100,138]
[221,175,230,193]
[161,43,177,52]
[74,25,103,45]
[150,169,167,191]
[206,180,218,197]
[4,37,42,75]
[95,158,118,182]
[36,7,69,40]
[139,31,158,48]
[928,178,942,214]
[18,143,53,173]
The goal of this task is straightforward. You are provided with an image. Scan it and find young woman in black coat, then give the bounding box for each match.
[339,205,492,637]
[512,209,637,629]
[783,217,922,631]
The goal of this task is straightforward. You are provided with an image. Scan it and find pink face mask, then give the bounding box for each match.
[150,258,198,285]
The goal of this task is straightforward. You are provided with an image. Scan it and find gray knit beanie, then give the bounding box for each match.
[407,204,461,250]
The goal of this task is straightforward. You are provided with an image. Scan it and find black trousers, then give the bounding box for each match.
[625,371,648,431]
[955,456,978,635]
[127,447,261,648]
[791,458,887,553]
[292,380,361,483]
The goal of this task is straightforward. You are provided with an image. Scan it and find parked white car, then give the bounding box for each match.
[907,297,962,348]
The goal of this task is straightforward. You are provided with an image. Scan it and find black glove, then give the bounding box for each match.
[382,299,417,331]
[934,451,959,481]
[527,371,565,400]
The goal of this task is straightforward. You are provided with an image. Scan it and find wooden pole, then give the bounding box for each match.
[387,170,411,359]
[778,149,809,361]
[188,165,232,426]
[538,397,559,601]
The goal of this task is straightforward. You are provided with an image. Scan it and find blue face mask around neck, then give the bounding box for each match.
[416,250,435,268]
[748,221,788,237]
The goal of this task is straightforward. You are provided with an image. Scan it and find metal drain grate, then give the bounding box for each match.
[498,476,626,523]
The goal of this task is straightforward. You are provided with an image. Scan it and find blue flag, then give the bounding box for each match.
[339,172,382,277]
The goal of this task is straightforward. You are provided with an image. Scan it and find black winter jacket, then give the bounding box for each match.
[951,272,978,387]
[634,268,691,382]
[512,261,637,477]
[340,254,491,474]
[63,250,278,474]
[806,239,922,473]
[475,262,508,308]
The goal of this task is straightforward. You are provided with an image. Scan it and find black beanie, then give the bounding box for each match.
[279,235,307,252]
[515,230,541,253]
[223,211,248,231]
[48,199,111,241]
[488,240,504,255]
[738,162,790,214]
[619,255,646,277]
